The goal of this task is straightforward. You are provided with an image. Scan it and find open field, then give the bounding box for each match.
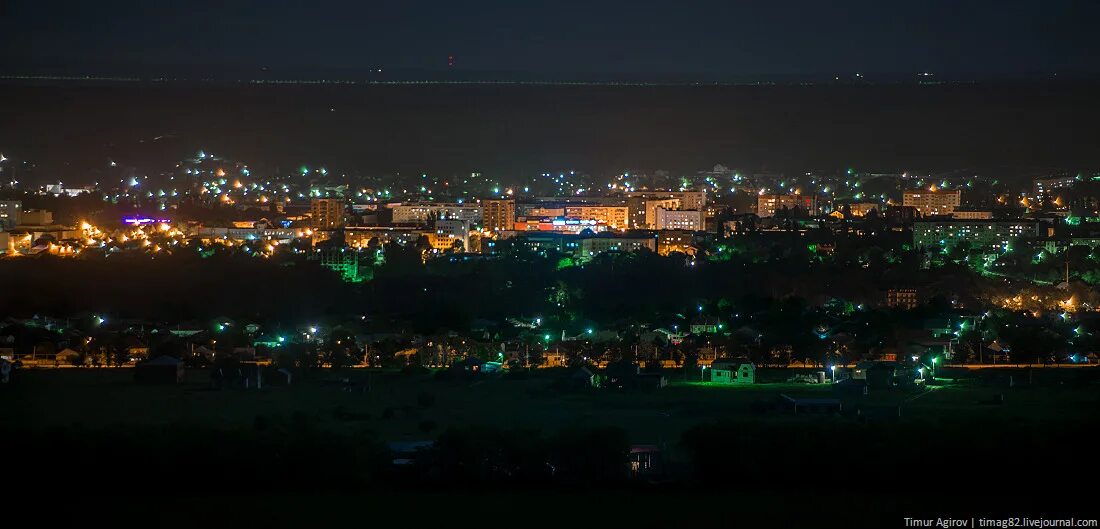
[8,367,1099,441]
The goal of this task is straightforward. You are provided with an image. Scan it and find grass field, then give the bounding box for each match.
[8,367,1098,442]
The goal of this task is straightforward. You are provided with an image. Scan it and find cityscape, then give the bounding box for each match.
[3,1,1100,528]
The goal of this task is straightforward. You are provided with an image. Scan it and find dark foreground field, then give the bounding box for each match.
[8,367,1098,435]
[6,368,1100,527]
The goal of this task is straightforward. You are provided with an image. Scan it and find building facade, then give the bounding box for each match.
[481,199,515,232]
[902,189,961,217]
[629,198,681,228]
[756,194,818,217]
[625,190,706,210]
[431,219,471,252]
[390,203,482,225]
[577,234,657,258]
[912,219,1038,253]
[564,205,630,229]
[950,210,993,220]
[1033,176,1076,202]
[0,201,22,229]
[310,198,345,230]
[654,208,705,231]
[885,288,919,310]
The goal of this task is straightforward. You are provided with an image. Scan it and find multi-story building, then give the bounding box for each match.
[912,219,1038,253]
[310,198,345,230]
[431,219,471,252]
[526,207,566,217]
[1033,176,1076,202]
[564,205,630,229]
[0,201,22,229]
[950,210,993,220]
[481,199,515,232]
[628,197,681,228]
[654,208,705,231]
[657,230,695,256]
[20,209,53,226]
[577,234,657,258]
[625,190,706,211]
[344,226,427,248]
[318,247,367,283]
[756,194,818,217]
[902,189,961,217]
[390,202,482,226]
[513,217,609,234]
[885,288,919,310]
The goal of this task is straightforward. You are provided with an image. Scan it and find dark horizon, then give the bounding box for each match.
[3,80,1100,184]
[4,0,1100,81]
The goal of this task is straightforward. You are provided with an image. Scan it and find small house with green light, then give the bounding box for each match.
[709,358,755,384]
[690,316,721,335]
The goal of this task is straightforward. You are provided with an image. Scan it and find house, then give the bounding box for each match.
[865,362,918,389]
[851,361,875,380]
[542,346,568,367]
[690,316,720,335]
[134,356,185,384]
[629,445,663,477]
[54,348,84,366]
[709,358,755,384]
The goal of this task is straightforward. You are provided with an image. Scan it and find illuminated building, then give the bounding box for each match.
[756,194,818,217]
[885,288,919,310]
[390,202,482,225]
[0,201,22,229]
[1033,176,1076,202]
[318,247,368,283]
[42,184,95,197]
[197,226,299,243]
[344,226,426,248]
[625,190,706,210]
[657,230,695,256]
[654,208,704,231]
[494,231,656,258]
[564,205,630,229]
[513,217,609,234]
[835,202,881,217]
[576,234,657,258]
[950,210,993,220]
[310,198,345,229]
[430,219,471,251]
[526,207,565,217]
[902,189,961,217]
[481,199,515,232]
[628,198,681,228]
[912,219,1038,253]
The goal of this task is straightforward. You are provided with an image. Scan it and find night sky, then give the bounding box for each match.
[3,0,1099,78]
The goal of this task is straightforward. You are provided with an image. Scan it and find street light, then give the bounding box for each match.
[830,365,837,383]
